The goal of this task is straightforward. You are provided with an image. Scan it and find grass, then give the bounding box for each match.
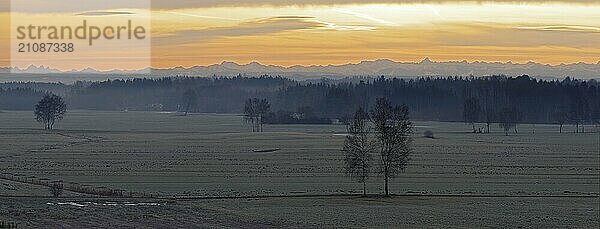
[0,110,598,227]
[1,196,597,228]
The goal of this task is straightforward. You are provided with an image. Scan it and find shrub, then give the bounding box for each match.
[49,183,63,197]
[423,130,435,139]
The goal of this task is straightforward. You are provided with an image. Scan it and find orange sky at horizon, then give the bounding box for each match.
[2,1,600,70]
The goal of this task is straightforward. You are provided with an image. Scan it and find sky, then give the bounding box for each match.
[1,0,600,70]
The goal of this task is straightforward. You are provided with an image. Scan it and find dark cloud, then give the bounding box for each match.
[426,23,600,48]
[76,11,135,16]
[154,16,327,46]
[517,25,600,33]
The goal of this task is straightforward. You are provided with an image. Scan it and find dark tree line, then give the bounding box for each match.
[67,76,291,113]
[1,75,599,127]
[460,76,600,133]
[263,106,332,124]
[0,88,47,110]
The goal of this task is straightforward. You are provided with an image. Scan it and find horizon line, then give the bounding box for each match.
[4,57,600,72]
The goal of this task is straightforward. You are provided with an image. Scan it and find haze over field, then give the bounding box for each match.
[1,1,600,228]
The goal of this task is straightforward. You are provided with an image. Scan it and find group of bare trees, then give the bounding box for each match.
[343,98,413,196]
[244,98,271,132]
[463,93,599,135]
[460,76,600,135]
[497,107,521,135]
[49,182,64,197]
[463,97,523,135]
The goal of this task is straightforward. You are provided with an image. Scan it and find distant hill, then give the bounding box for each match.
[149,58,600,80]
[2,58,600,82]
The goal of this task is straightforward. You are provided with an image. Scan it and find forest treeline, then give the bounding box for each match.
[1,75,599,124]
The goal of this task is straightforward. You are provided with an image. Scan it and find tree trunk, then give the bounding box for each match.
[384,169,389,196]
[486,123,490,133]
[559,124,563,133]
[362,180,366,196]
[472,123,476,133]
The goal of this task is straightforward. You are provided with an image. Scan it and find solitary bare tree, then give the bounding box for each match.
[182,88,197,116]
[483,106,496,134]
[371,98,413,196]
[463,97,480,133]
[551,110,568,133]
[498,107,519,136]
[34,94,66,130]
[343,107,375,196]
[569,97,591,133]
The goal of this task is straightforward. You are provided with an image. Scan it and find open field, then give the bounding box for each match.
[1,110,599,227]
[1,196,598,228]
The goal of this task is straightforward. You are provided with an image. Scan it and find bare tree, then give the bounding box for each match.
[255,99,270,132]
[34,94,66,130]
[483,106,495,134]
[593,108,600,128]
[244,99,257,132]
[343,107,375,196]
[498,107,519,136]
[49,182,63,197]
[244,98,271,132]
[551,110,568,133]
[370,98,413,196]
[463,97,480,133]
[182,88,197,116]
[478,85,496,134]
[569,97,591,133]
